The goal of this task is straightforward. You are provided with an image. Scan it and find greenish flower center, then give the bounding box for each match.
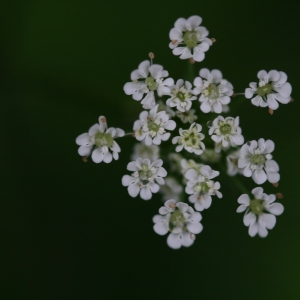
[177,92,186,102]
[148,121,160,132]
[250,154,266,165]
[194,182,210,194]
[250,199,264,215]
[219,124,232,135]
[257,83,273,97]
[183,30,200,48]
[94,132,114,148]
[145,77,157,91]
[182,131,201,148]
[204,84,220,100]
[139,164,153,185]
[169,209,186,231]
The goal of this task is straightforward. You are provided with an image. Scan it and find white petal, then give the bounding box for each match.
[266,203,284,216]
[248,222,259,237]
[185,169,198,181]
[76,133,90,145]
[167,233,182,249]
[237,194,250,205]
[140,187,152,200]
[244,212,256,226]
[154,222,169,235]
[91,148,104,163]
[78,145,92,156]
[182,232,194,247]
[266,171,280,184]
[259,213,276,229]
[122,175,135,187]
[252,169,267,185]
[128,183,140,198]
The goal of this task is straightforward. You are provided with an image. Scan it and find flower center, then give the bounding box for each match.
[250,154,266,165]
[177,92,186,102]
[139,164,153,185]
[148,121,160,132]
[219,124,232,135]
[194,182,210,194]
[204,84,220,100]
[169,209,186,231]
[250,199,264,215]
[257,83,272,97]
[145,77,158,91]
[183,30,200,48]
[94,132,114,148]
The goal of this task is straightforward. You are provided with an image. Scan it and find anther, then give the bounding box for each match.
[273,182,279,187]
[132,132,136,137]
[268,108,274,115]
[100,117,106,123]
[231,93,236,97]
[169,203,176,209]
[190,233,196,240]
[211,38,216,43]
[82,156,88,163]
[147,117,152,121]
[290,98,294,103]
[172,40,178,45]
[189,58,196,64]
[276,193,283,199]
[148,52,155,59]
[197,195,201,200]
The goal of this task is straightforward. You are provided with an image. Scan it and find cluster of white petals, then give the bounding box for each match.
[185,165,222,211]
[123,60,174,109]
[237,187,284,237]
[238,139,280,184]
[133,105,176,146]
[122,158,167,200]
[166,79,197,112]
[172,123,205,155]
[169,16,212,62]
[193,69,233,113]
[76,116,124,163]
[245,70,292,110]
[180,158,203,176]
[153,200,203,249]
[209,116,244,148]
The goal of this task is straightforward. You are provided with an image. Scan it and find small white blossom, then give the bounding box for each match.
[159,177,183,202]
[131,142,160,161]
[172,123,205,155]
[208,116,244,148]
[169,16,212,62]
[176,109,198,124]
[237,187,284,237]
[122,158,167,200]
[185,165,222,211]
[245,70,292,110]
[166,79,197,112]
[153,200,203,249]
[123,60,174,109]
[75,116,124,163]
[193,68,233,113]
[133,105,176,146]
[226,149,244,176]
[180,159,203,176]
[238,139,280,184]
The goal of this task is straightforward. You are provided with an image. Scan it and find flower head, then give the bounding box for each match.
[123,60,174,109]
[153,200,203,249]
[185,165,222,211]
[75,116,124,163]
[193,68,233,113]
[169,16,212,62]
[172,123,205,155]
[176,109,198,124]
[166,79,197,112]
[208,116,244,148]
[122,158,167,200]
[245,70,292,110]
[133,105,176,146]
[238,139,280,184]
[237,187,284,237]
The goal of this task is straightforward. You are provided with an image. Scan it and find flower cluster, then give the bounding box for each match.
[75,15,290,248]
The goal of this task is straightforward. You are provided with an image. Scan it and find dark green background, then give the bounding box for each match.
[1,1,299,299]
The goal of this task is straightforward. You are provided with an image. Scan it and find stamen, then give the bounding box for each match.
[190,233,196,240]
[189,58,196,64]
[148,52,154,59]
[211,38,216,43]
[290,98,294,103]
[100,117,106,123]
[172,40,178,45]
[197,195,201,200]
[132,132,136,137]
[273,182,279,187]
[268,108,274,115]
[169,203,176,209]
[276,193,283,199]
[82,156,88,163]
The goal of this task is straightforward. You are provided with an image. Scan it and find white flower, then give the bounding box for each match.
[176,109,198,124]
[208,116,244,148]
[200,148,221,164]
[133,105,176,146]
[75,116,124,163]
[238,139,280,185]
[169,16,212,62]
[226,149,244,176]
[123,60,174,109]
[122,158,167,200]
[245,70,292,110]
[193,68,233,113]
[180,159,203,176]
[172,123,205,155]
[185,165,222,211]
[159,177,183,202]
[131,142,160,161]
[166,79,197,112]
[153,200,203,249]
[237,187,284,237]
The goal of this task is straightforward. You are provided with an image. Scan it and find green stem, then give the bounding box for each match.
[185,60,195,83]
